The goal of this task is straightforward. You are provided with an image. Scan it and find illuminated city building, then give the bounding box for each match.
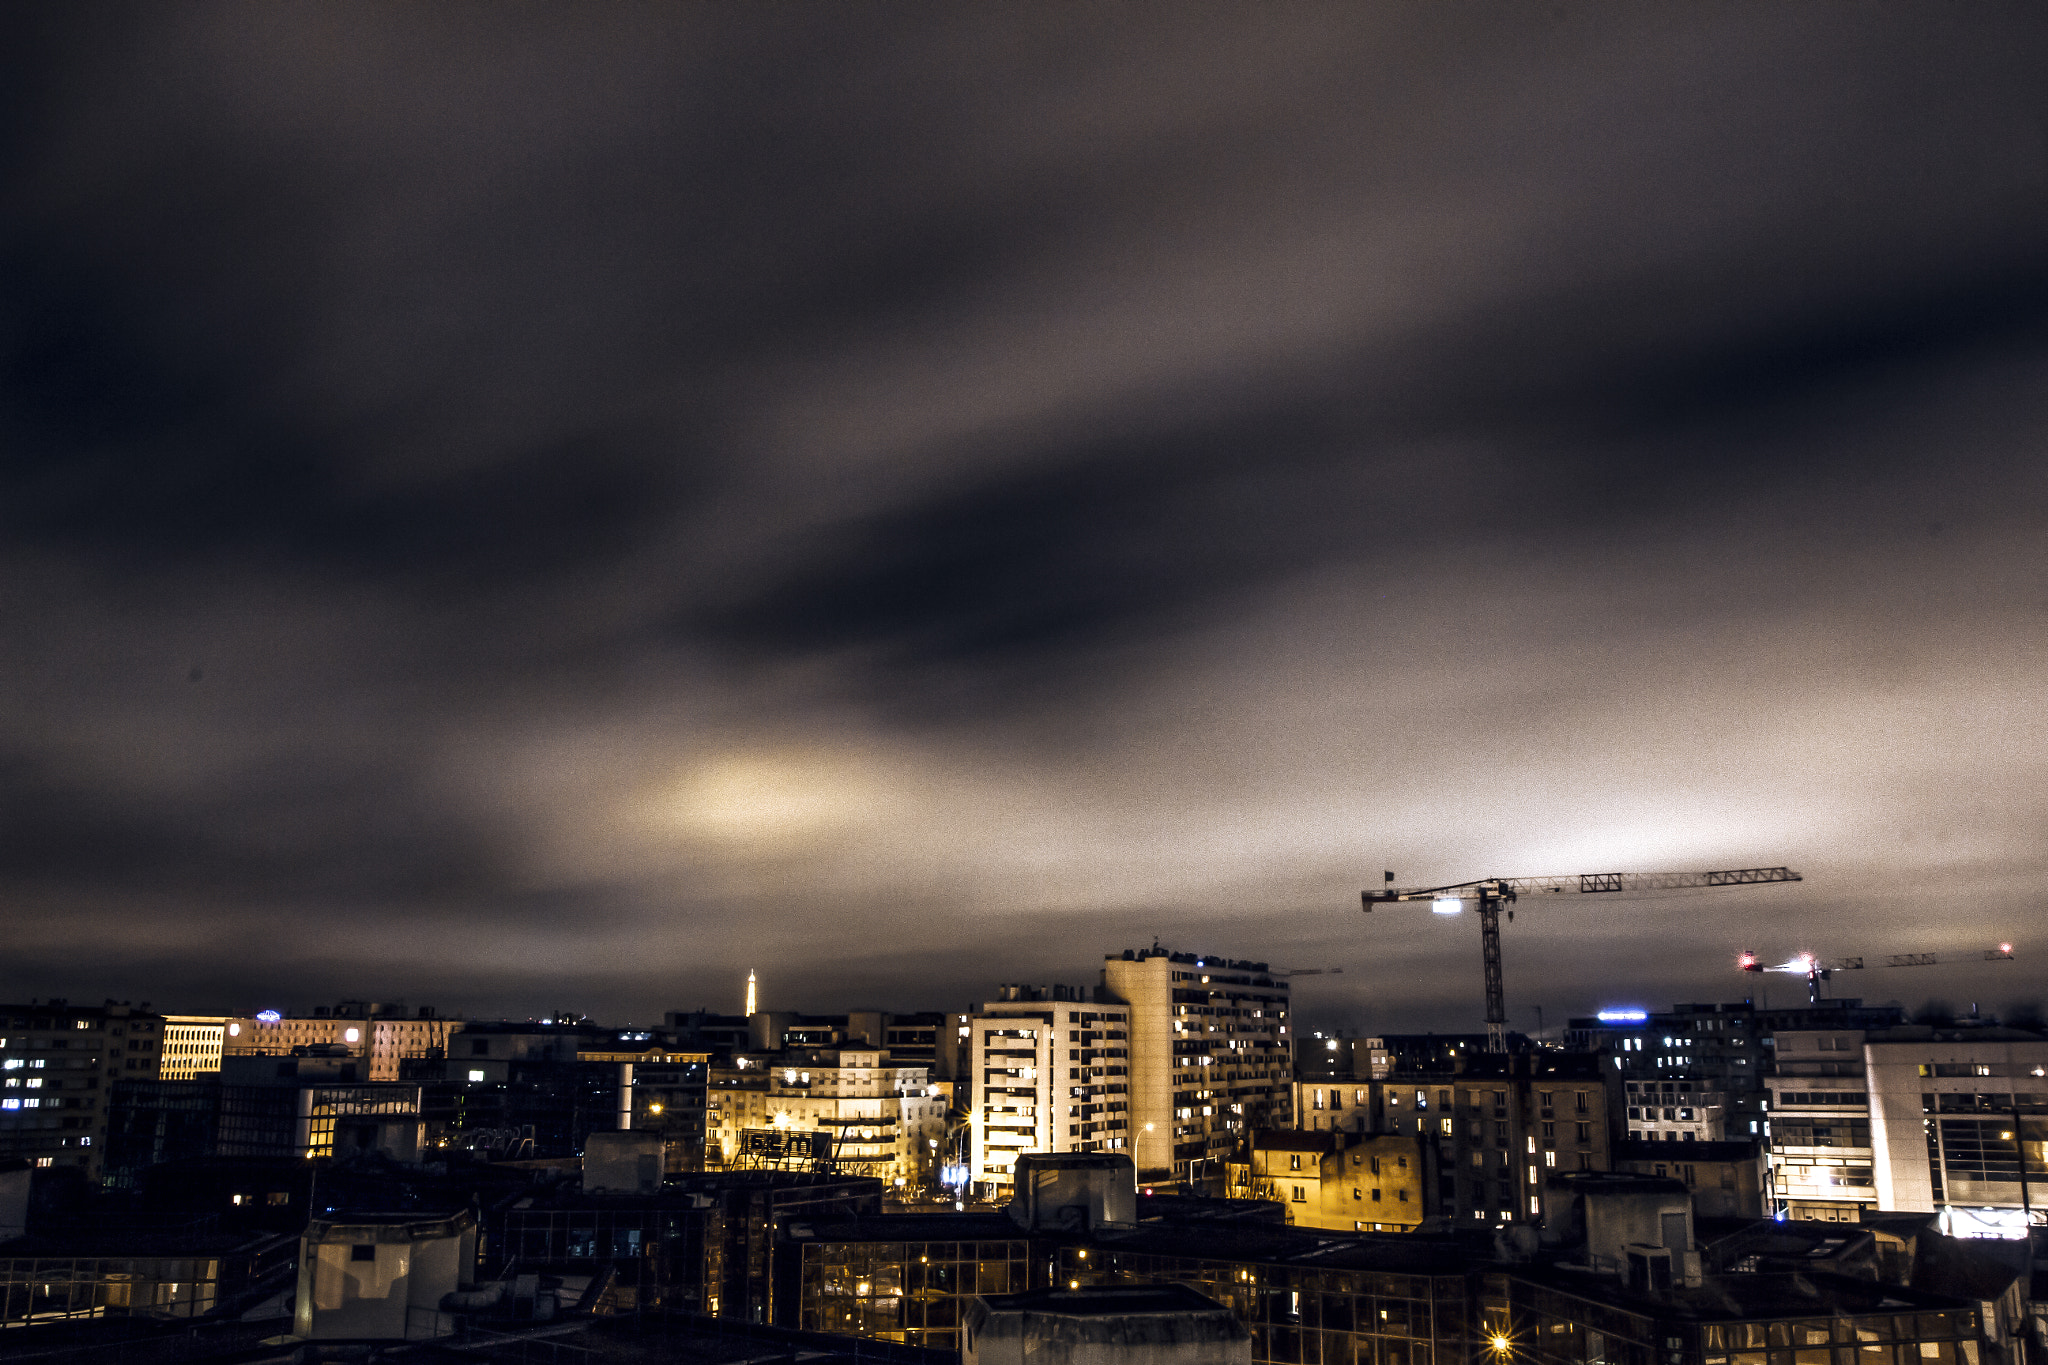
[707,1046,945,1186]
[1863,1024,2048,1232]
[1567,998,1907,1145]
[0,1001,164,1178]
[1098,951,1292,1188]
[967,987,1130,1197]
[1294,1077,1374,1134]
[1228,1129,1425,1232]
[1765,1026,1877,1221]
[216,1050,424,1160]
[221,1002,458,1082]
[161,1016,227,1080]
[1307,1051,1610,1227]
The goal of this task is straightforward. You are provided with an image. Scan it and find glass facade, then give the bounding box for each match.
[1062,1252,1461,1365]
[800,1239,1029,1351]
[1507,1279,1982,1365]
[0,1255,223,1326]
[799,1235,1468,1365]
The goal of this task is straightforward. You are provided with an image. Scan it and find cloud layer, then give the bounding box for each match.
[3,6,2046,1028]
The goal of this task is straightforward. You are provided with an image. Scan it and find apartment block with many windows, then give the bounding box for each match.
[1101,949,1291,1187]
[967,989,1129,1197]
[0,1001,164,1177]
[1766,1027,1875,1220]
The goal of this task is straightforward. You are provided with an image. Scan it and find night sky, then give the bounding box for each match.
[4,7,2046,1032]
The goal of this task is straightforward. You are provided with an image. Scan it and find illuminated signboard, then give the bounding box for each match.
[741,1127,830,1161]
[255,1010,283,1023]
[1596,1009,1648,1023]
[1940,1207,2030,1240]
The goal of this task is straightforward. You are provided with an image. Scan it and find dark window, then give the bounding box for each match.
[351,1244,377,1262]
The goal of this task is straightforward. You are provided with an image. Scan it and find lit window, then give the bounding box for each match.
[468,1069,486,1082]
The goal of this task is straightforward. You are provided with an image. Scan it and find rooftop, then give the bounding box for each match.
[1508,1264,1979,1324]
[966,1293,1236,1334]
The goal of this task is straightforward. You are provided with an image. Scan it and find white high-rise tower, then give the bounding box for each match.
[745,969,757,1017]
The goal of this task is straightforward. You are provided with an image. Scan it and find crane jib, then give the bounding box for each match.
[1357,861,1802,1054]
[1364,865,1801,903]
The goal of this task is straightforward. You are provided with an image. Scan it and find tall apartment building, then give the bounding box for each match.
[967,989,1130,1197]
[223,1003,458,1081]
[1100,949,1292,1186]
[0,1001,164,1177]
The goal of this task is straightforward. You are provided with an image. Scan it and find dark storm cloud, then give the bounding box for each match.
[2,5,2047,1020]
[0,746,499,902]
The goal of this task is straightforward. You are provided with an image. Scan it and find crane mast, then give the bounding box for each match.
[1365,866,1802,1053]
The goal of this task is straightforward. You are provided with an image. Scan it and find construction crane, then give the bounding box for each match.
[1364,866,1803,1053]
[1740,944,2015,1005]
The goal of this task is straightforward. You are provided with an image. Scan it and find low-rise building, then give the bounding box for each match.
[709,1047,945,1188]
[1232,1129,1424,1232]
[1610,1138,1767,1219]
[0,1224,294,1330]
[293,1209,477,1342]
[964,1285,1251,1365]
[1507,1171,1991,1365]
[1865,1024,2048,1228]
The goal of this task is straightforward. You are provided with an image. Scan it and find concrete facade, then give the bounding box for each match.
[1100,951,1291,1185]
[969,1000,1131,1196]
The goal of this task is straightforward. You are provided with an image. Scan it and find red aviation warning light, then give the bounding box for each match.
[1739,943,2016,1003]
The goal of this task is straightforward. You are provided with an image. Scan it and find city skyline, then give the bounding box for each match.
[4,10,2046,1028]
